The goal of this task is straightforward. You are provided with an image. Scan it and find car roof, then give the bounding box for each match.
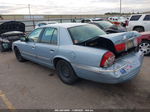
[130,13,150,16]
[41,23,87,28]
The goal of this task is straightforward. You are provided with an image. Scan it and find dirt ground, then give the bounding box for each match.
[0,52,150,110]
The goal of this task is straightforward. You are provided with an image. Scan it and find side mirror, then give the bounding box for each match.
[20,37,28,42]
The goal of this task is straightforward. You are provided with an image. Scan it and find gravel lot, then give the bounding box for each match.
[0,52,150,109]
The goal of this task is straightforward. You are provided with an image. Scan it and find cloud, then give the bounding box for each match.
[0,0,149,14]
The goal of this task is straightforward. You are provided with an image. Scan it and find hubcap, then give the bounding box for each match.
[61,65,70,77]
[139,42,150,55]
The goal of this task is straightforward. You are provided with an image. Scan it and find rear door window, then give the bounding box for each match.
[143,15,150,21]
[130,15,142,21]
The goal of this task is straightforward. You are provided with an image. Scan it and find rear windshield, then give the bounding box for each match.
[68,24,106,44]
[130,15,142,21]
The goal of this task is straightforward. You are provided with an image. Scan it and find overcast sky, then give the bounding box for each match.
[0,0,150,14]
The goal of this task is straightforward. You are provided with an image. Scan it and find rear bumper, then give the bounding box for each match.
[72,51,144,84]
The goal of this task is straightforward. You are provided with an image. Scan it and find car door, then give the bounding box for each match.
[21,28,43,61]
[143,15,150,31]
[36,27,59,67]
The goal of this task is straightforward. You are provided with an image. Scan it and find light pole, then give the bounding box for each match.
[120,0,122,15]
[28,4,31,19]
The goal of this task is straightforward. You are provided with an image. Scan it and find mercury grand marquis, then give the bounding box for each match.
[12,23,144,84]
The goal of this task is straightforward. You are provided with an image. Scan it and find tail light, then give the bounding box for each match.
[100,51,115,68]
[136,37,142,44]
[115,43,126,52]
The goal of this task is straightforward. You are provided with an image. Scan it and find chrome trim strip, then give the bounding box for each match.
[72,63,127,73]
[22,51,36,57]
[22,51,50,61]
[37,55,50,61]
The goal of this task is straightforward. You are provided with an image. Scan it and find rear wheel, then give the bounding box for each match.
[14,47,26,62]
[56,60,79,85]
[139,40,150,56]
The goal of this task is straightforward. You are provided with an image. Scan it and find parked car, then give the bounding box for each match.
[138,31,150,56]
[35,21,58,28]
[81,18,103,23]
[0,21,25,52]
[107,16,127,26]
[126,14,150,32]
[90,21,127,34]
[12,23,143,84]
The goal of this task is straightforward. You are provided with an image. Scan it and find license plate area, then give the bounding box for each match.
[126,40,134,49]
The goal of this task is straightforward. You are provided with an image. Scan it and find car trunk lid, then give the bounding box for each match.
[78,31,141,57]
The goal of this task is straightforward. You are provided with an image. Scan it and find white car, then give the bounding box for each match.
[127,14,150,32]
[35,21,58,28]
[107,16,127,26]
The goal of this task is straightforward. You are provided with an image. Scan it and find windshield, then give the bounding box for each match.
[96,21,113,29]
[68,24,106,44]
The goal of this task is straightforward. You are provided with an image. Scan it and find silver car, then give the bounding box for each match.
[12,23,144,85]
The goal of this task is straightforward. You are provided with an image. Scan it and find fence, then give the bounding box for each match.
[0,18,82,34]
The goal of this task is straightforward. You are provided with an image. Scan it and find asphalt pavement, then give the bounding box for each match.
[0,52,150,110]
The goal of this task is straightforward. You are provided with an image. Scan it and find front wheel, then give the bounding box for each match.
[14,47,26,62]
[56,60,79,85]
[139,40,150,56]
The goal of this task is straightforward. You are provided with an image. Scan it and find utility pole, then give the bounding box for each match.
[28,4,31,19]
[120,0,122,15]
[28,4,35,28]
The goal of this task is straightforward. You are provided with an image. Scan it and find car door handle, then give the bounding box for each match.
[32,46,35,49]
[50,49,55,53]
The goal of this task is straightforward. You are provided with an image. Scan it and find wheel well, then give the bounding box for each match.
[133,26,145,31]
[141,39,150,43]
[53,58,69,68]
[14,46,18,50]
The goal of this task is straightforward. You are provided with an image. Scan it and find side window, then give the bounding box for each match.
[40,28,55,44]
[51,29,58,45]
[28,28,43,42]
[143,15,150,21]
[130,15,142,21]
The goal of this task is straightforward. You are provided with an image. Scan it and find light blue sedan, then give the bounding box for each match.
[12,23,144,84]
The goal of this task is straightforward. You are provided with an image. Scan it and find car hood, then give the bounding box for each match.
[0,21,25,35]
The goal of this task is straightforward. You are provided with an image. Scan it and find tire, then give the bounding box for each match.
[56,60,79,85]
[14,47,26,62]
[0,43,4,52]
[139,40,150,56]
[133,27,144,32]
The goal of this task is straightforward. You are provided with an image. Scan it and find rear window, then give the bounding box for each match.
[143,15,150,21]
[68,24,106,44]
[130,15,142,21]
